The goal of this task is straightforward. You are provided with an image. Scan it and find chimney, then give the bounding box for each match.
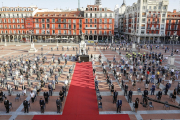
[173,9,176,13]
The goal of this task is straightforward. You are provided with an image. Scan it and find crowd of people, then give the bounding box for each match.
[0,48,75,113]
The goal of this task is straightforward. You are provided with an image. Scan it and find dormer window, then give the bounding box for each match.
[95,8,97,11]
[90,8,92,11]
[74,14,76,17]
[86,8,88,11]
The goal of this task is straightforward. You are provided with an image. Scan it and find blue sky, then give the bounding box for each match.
[1,0,179,11]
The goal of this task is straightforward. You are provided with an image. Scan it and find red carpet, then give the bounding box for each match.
[33,62,130,120]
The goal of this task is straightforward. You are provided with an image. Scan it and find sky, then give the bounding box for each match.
[0,0,179,11]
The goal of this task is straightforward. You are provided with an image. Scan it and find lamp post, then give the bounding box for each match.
[170,34,178,56]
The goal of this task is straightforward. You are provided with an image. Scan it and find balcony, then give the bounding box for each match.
[147,27,151,30]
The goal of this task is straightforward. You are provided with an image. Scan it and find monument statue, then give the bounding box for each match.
[28,42,38,53]
[79,33,86,55]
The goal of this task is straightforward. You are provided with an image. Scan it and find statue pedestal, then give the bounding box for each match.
[131,43,138,53]
[4,42,7,46]
[167,56,176,70]
[28,43,38,53]
[79,40,86,55]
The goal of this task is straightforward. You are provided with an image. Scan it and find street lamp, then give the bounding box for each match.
[170,34,178,56]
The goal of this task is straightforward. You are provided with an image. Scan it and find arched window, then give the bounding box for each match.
[90,13,92,18]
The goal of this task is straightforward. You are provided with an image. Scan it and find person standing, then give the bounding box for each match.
[113,90,118,104]
[48,83,53,96]
[158,89,162,100]
[134,98,139,112]
[39,98,45,113]
[59,90,64,102]
[30,91,35,103]
[116,99,122,113]
[43,90,49,104]
[124,83,128,96]
[151,84,155,95]
[165,83,169,95]
[23,99,29,113]
[4,97,9,113]
[172,89,177,103]
[143,88,148,104]
[56,97,62,113]
[128,90,133,103]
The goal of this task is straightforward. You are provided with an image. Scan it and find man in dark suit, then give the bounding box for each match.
[56,97,62,113]
[124,83,128,96]
[165,83,169,95]
[4,97,9,113]
[43,90,49,103]
[116,99,122,113]
[62,86,66,97]
[55,75,58,82]
[158,89,162,100]
[48,83,53,96]
[23,99,29,113]
[113,90,118,104]
[128,90,133,103]
[0,90,3,102]
[143,88,149,104]
[39,98,45,113]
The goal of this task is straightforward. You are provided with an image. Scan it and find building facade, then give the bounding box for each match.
[165,9,180,44]
[114,0,126,37]
[0,0,114,43]
[84,5,114,43]
[118,0,169,44]
[0,6,37,42]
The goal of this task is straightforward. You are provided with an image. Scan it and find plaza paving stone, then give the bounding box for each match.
[0,44,180,120]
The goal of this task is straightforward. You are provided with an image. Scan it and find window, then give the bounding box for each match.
[58,24,61,28]
[95,19,97,23]
[99,19,102,23]
[46,19,49,22]
[90,19,92,23]
[154,6,156,9]
[176,20,178,24]
[86,13,88,18]
[86,25,88,27]
[90,25,92,27]
[100,13,102,17]
[90,13,92,18]
[109,19,112,23]
[52,24,55,29]
[149,6,151,9]
[73,20,76,23]
[46,24,49,28]
[52,19,55,23]
[169,20,171,24]
[86,19,88,23]
[36,30,39,34]
[158,6,161,9]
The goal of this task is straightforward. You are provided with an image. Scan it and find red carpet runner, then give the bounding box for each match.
[33,62,130,120]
